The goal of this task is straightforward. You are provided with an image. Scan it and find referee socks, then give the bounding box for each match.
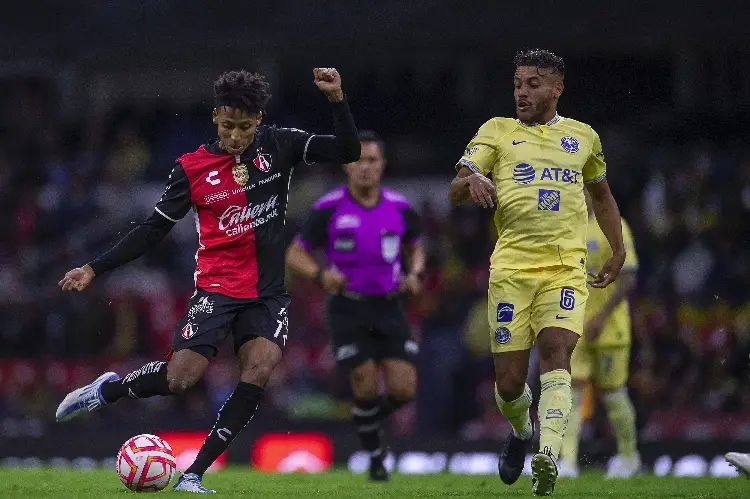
[352,398,385,455]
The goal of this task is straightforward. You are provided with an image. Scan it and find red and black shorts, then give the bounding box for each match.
[172,288,291,359]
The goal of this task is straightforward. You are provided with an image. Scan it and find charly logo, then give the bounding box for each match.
[512,163,535,185]
[218,195,279,236]
[561,136,580,153]
[232,164,249,186]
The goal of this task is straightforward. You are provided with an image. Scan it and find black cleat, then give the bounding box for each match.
[498,420,535,485]
[369,454,390,482]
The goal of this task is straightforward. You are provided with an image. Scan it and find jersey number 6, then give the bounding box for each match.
[559,288,575,311]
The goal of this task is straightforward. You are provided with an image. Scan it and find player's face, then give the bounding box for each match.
[513,66,563,123]
[213,107,262,155]
[344,141,385,190]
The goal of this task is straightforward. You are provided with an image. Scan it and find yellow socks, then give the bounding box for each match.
[560,389,584,465]
[495,383,533,440]
[538,369,572,459]
[602,388,638,458]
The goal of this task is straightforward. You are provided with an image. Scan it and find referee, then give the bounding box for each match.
[286,130,425,481]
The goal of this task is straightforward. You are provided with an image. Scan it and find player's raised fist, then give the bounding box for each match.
[313,68,344,102]
[58,265,95,292]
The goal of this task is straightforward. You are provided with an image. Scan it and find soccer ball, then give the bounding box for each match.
[116,434,176,492]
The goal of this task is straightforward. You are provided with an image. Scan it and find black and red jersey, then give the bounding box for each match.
[89,99,359,299]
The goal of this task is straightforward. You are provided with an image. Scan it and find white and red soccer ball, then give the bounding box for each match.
[116,434,176,492]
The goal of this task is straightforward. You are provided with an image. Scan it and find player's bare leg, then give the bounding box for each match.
[176,337,281,493]
[56,349,208,422]
[493,348,534,485]
[349,360,390,481]
[532,327,578,496]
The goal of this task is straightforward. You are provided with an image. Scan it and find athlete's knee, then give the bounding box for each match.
[386,382,415,404]
[350,362,378,399]
[238,339,283,387]
[495,367,527,401]
[537,328,578,370]
[166,372,200,395]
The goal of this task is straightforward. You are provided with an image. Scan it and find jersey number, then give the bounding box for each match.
[560,288,575,311]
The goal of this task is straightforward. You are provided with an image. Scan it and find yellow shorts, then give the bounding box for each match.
[570,341,630,390]
[487,266,588,353]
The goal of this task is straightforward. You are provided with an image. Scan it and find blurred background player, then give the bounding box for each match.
[725,452,750,477]
[558,190,640,478]
[286,130,424,482]
[448,49,626,496]
[54,68,360,493]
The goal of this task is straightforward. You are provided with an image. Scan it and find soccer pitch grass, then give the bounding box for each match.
[0,468,746,498]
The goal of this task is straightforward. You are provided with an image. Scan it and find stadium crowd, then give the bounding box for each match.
[1,74,750,442]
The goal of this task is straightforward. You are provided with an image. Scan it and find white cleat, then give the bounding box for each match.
[557,459,580,478]
[173,473,216,493]
[725,452,750,477]
[605,454,641,479]
[55,372,120,422]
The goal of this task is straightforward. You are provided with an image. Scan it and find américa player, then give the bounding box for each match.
[449,49,626,496]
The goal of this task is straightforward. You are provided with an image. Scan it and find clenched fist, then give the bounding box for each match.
[59,265,96,292]
[313,68,344,102]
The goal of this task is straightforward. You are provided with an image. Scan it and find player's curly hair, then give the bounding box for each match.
[514,49,566,78]
[213,70,272,114]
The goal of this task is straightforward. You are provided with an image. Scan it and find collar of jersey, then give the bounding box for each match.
[516,113,562,127]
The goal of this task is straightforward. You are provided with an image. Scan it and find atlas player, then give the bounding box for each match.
[55,68,360,493]
[559,190,640,478]
[448,49,626,496]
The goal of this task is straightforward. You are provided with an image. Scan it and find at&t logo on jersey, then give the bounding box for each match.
[512,163,535,185]
[218,195,279,236]
[538,189,561,211]
[540,167,581,184]
[561,136,580,153]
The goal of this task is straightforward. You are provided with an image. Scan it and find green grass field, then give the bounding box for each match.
[0,468,746,498]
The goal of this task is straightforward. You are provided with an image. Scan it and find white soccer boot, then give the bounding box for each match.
[55,372,120,422]
[605,453,641,478]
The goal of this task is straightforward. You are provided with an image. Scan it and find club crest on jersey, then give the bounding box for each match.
[561,136,580,153]
[381,232,400,263]
[495,327,511,344]
[253,153,272,173]
[232,164,249,186]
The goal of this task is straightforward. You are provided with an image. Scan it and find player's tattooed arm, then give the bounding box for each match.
[586,179,625,288]
[449,166,497,208]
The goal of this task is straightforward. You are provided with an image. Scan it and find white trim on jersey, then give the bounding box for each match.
[154,206,179,223]
[584,171,607,185]
[283,167,295,226]
[302,135,317,165]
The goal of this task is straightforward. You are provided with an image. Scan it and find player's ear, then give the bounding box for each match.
[554,80,564,99]
[212,109,218,124]
[257,111,263,124]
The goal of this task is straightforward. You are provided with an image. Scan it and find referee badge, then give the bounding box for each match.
[232,164,249,186]
[381,232,400,263]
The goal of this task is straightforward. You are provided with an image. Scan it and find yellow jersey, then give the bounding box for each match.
[584,216,638,347]
[457,115,606,270]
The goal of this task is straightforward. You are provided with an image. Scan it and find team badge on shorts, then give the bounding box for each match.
[232,164,249,186]
[495,327,511,344]
[181,322,197,339]
[561,136,580,153]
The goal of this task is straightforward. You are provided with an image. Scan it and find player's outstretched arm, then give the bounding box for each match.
[59,213,177,292]
[586,179,625,288]
[449,166,497,208]
[59,163,191,292]
[303,68,360,164]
